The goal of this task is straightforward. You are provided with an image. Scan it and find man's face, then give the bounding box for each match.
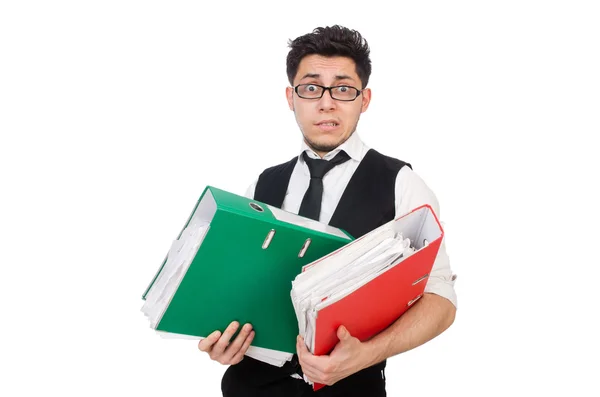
[286,55,372,156]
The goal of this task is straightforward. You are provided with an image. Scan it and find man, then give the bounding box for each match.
[199,25,457,396]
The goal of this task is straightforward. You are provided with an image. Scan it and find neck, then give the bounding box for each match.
[303,140,330,158]
[302,129,356,159]
[303,140,344,159]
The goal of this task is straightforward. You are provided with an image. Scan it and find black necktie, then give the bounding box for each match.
[298,150,351,221]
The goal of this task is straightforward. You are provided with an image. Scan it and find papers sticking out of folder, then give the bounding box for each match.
[142,218,210,330]
[290,204,444,391]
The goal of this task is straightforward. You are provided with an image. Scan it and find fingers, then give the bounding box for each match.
[296,336,321,373]
[220,323,254,363]
[301,365,321,384]
[198,330,221,352]
[211,321,240,357]
[230,329,256,364]
[296,335,307,353]
[296,336,332,384]
[198,322,255,365]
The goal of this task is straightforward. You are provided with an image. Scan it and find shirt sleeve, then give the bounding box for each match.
[245,179,257,200]
[395,166,458,308]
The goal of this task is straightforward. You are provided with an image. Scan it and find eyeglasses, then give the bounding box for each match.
[294,84,362,101]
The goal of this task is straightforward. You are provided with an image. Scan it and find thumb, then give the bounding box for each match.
[337,325,350,340]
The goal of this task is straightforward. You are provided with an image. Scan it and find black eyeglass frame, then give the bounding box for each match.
[293,84,363,101]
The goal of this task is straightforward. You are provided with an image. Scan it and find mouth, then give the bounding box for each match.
[315,120,340,132]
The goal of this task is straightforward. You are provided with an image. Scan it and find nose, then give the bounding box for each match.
[318,89,337,112]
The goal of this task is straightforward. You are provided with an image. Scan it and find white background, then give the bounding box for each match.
[1,1,599,396]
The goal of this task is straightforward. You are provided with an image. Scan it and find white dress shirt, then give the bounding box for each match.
[245,131,457,308]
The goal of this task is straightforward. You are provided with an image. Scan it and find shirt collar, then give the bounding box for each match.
[299,130,368,163]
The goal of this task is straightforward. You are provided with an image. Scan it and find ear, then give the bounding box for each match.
[360,88,372,113]
[286,86,294,111]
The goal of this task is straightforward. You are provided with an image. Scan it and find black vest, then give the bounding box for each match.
[255,148,411,238]
[222,148,411,393]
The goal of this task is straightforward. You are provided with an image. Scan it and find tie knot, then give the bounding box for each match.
[302,150,351,179]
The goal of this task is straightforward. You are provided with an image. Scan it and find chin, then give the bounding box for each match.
[307,136,346,153]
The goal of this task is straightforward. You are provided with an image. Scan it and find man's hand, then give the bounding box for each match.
[296,325,369,386]
[198,321,254,365]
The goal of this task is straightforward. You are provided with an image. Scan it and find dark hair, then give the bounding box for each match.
[286,25,372,89]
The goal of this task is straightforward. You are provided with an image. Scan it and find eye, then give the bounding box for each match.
[338,86,348,92]
[306,84,318,92]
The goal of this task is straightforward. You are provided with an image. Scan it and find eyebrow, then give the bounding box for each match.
[300,73,355,82]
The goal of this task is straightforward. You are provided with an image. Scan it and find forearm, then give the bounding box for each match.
[362,293,456,368]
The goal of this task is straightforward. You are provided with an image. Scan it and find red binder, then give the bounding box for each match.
[306,204,444,391]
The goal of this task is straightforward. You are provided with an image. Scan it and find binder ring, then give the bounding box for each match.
[412,274,429,286]
[407,294,423,307]
[262,229,276,249]
[298,238,311,258]
[249,202,264,212]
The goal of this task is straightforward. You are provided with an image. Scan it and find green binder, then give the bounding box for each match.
[141,186,354,353]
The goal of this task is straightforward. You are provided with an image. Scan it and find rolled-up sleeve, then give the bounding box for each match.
[395,167,458,308]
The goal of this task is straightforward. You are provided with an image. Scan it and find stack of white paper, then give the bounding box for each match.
[290,219,418,356]
[141,211,210,328]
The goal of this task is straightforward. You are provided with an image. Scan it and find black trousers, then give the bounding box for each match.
[221,356,386,397]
